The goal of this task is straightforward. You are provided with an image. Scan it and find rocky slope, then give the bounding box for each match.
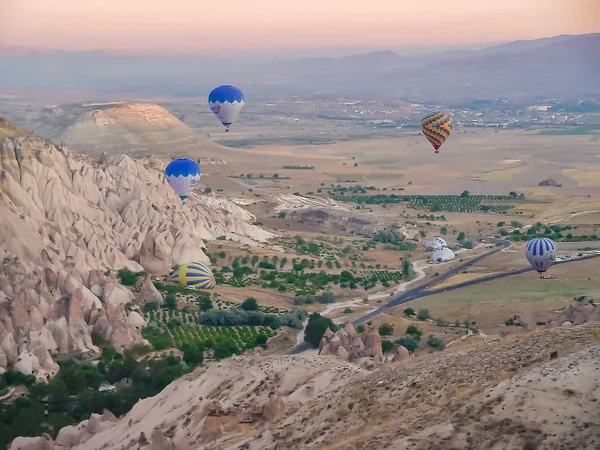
[0,118,273,379]
[14,323,600,449]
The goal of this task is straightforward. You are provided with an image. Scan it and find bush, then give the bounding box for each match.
[378,323,394,336]
[356,324,365,333]
[255,333,268,348]
[304,313,335,347]
[117,268,145,286]
[241,297,259,311]
[343,308,353,314]
[405,325,422,341]
[164,294,177,310]
[181,344,204,366]
[417,309,431,321]
[395,336,418,353]
[457,232,466,241]
[381,340,394,353]
[403,307,416,317]
[462,240,474,249]
[198,297,213,311]
[427,335,446,351]
[143,302,159,313]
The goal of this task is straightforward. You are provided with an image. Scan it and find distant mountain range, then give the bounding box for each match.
[1,33,599,104]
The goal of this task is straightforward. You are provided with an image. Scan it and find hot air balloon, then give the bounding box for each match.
[525,238,557,276]
[432,247,456,263]
[165,158,201,199]
[169,262,215,289]
[425,236,448,250]
[421,112,453,154]
[208,85,244,131]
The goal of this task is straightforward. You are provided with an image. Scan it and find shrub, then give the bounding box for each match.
[164,294,177,310]
[304,313,335,347]
[405,325,422,341]
[378,323,394,336]
[241,297,259,311]
[403,307,416,317]
[417,309,431,321]
[181,344,204,366]
[356,324,365,333]
[427,335,446,350]
[198,297,213,311]
[395,336,418,353]
[381,340,394,353]
[343,307,353,314]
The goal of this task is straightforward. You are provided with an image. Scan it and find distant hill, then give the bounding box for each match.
[9,102,227,159]
[1,33,599,102]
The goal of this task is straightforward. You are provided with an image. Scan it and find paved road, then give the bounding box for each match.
[288,239,509,354]
[288,241,600,354]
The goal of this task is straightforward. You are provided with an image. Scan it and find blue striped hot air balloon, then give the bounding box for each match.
[525,237,557,276]
[169,262,215,289]
[165,158,201,199]
[208,85,245,131]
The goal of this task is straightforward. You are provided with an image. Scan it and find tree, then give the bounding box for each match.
[343,307,353,314]
[417,309,431,321]
[356,324,365,333]
[460,190,469,198]
[218,251,226,259]
[204,187,212,194]
[182,344,204,366]
[457,232,466,241]
[304,313,335,347]
[406,325,422,341]
[198,297,213,311]
[251,255,259,266]
[143,302,158,313]
[402,259,411,278]
[272,173,279,179]
[440,227,448,235]
[509,191,518,198]
[255,333,268,348]
[497,221,506,227]
[381,340,394,353]
[462,240,474,249]
[241,297,259,311]
[427,335,446,350]
[164,294,177,310]
[395,336,418,353]
[378,323,394,336]
[403,307,416,317]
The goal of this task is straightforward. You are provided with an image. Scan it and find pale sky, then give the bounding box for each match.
[1,0,599,53]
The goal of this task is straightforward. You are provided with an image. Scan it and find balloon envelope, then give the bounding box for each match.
[525,238,557,274]
[165,158,201,199]
[208,85,245,129]
[169,262,215,289]
[421,112,453,153]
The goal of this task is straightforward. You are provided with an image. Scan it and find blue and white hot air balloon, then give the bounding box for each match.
[525,237,557,276]
[208,85,244,131]
[165,158,201,199]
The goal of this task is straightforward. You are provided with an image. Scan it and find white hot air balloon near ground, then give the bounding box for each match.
[426,236,447,250]
[432,247,456,263]
[525,237,557,276]
[165,158,201,199]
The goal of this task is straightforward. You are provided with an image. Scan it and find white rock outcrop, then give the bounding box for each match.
[0,119,275,377]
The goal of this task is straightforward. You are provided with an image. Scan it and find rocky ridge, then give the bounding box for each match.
[13,323,600,449]
[0,118,273,378]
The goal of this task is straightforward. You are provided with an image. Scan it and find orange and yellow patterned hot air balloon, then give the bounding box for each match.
[421,112,453,154]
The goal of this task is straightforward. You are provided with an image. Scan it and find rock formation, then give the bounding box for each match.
[318,323,386,364]
[538,178,562,187]
[0,118,274,377]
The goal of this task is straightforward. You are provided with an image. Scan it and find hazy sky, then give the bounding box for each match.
[2,0,599,53]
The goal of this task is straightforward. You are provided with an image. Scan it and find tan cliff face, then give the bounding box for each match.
[0,119,274,379]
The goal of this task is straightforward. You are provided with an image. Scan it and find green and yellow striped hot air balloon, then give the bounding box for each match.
[169,262,215,289]
[421,111,453,154]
